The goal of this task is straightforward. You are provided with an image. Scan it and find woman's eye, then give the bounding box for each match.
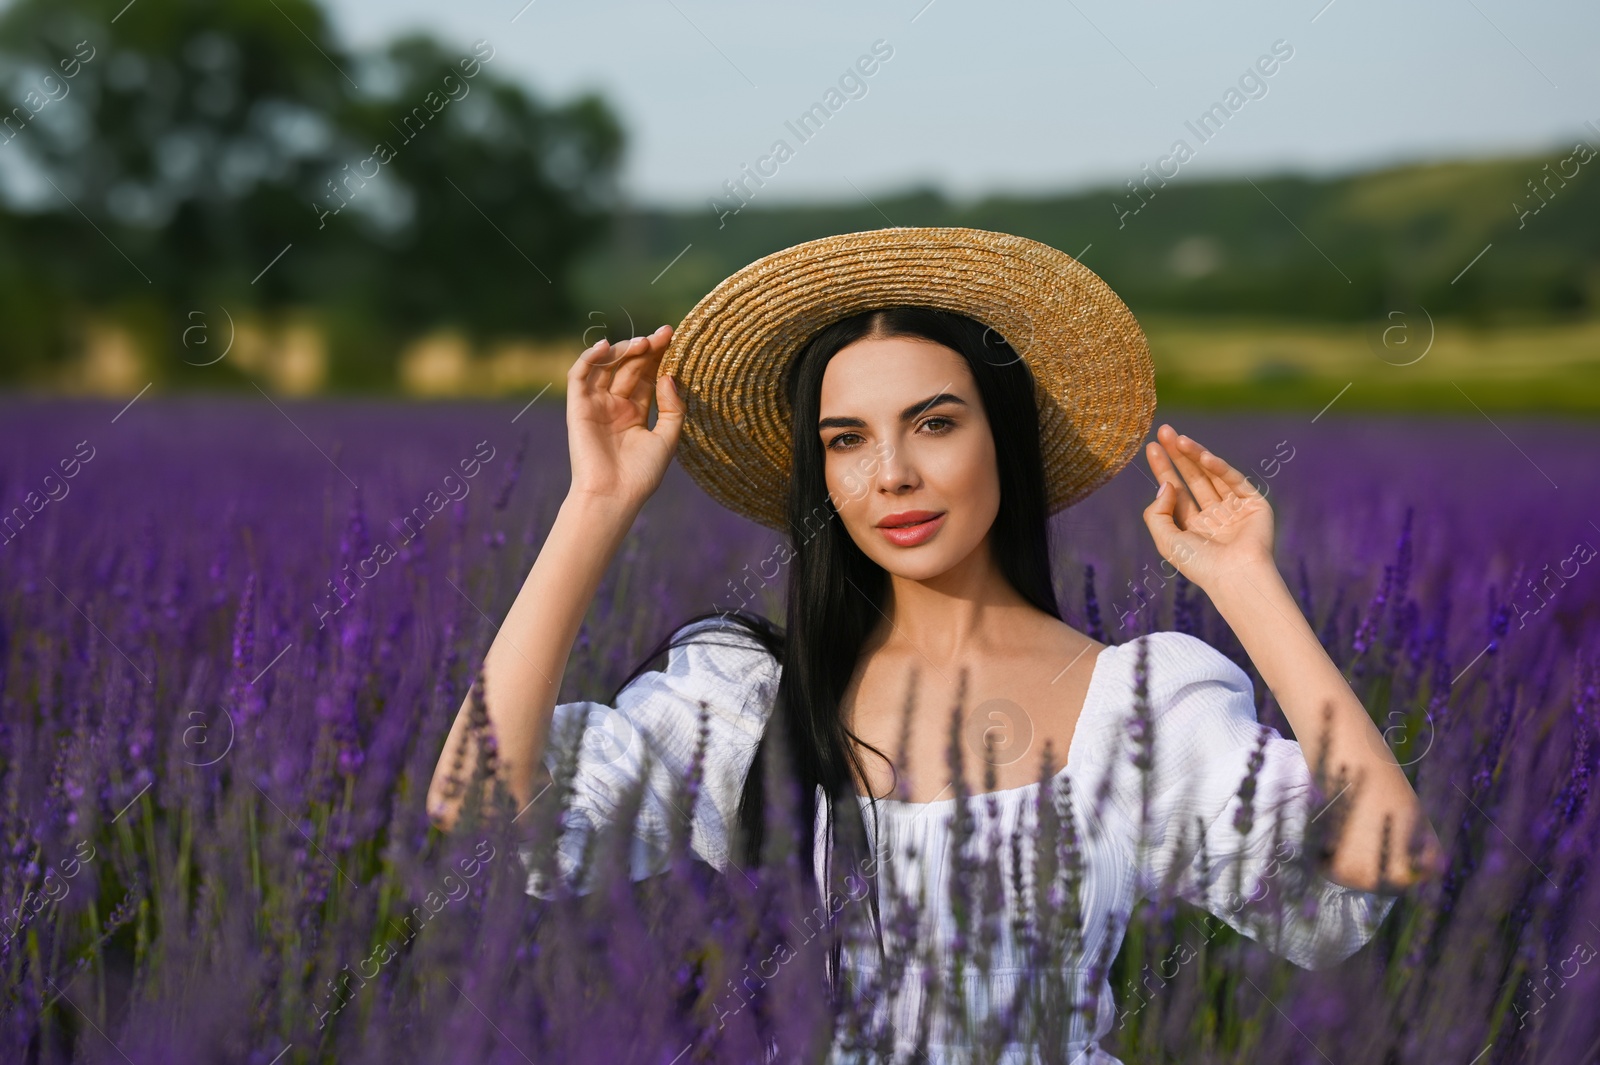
[828,419,953,451]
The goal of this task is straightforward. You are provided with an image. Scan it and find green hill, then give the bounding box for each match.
[575,147,1600,334]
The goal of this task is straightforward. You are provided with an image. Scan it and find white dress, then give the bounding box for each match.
[519,618,1399,1064]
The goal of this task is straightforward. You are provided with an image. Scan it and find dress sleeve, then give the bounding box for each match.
[1126,631,1399,971]
[518,617,781,899]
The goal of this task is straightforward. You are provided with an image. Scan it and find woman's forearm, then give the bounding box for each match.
[1205,559,1448,892]
[1139,426,1448,893]
[426,490,641,833]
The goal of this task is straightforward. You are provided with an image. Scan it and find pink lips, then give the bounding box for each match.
[877,512,946,547]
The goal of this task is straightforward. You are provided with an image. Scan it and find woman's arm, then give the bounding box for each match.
[425,491,638,833]
[426,324,683,834]
[1142,423,1449,893]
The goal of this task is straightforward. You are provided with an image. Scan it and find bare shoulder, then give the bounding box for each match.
[1028,614,1107,672]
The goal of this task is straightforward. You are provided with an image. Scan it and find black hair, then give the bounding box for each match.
[608,304,1062,1025]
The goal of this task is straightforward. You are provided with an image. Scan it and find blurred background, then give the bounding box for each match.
[1,0,1596,411]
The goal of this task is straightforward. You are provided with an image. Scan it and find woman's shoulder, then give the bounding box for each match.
[657,614,783,702]
[667,613,781,661]
[1083,632,1273,846]
[1089,630,1255,716]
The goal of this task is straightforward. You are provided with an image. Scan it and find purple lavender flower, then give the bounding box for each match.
[1,400,1594,1064]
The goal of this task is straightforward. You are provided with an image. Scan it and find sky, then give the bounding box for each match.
[323,0,1600,212]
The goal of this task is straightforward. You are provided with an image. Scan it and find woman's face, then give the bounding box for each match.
[816,334,1000,581]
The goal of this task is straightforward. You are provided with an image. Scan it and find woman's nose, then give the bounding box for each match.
[874,445,918,492]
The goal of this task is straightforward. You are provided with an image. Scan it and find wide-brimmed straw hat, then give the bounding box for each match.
[658,226,1156,533]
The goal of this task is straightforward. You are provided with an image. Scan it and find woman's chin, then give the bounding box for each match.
[860,546,962,582]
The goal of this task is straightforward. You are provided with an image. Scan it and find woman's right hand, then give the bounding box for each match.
[565,323,685,510]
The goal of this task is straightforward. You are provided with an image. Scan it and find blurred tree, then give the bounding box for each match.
[0,0,622,389]
[0,0,354,320]
[327,33,621,340]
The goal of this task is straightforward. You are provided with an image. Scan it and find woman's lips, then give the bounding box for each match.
[877,512,946,547]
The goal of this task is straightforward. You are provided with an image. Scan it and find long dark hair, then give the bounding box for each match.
[608,305,1062,1006]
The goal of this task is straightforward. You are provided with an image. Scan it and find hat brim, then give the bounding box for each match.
[660,226,1156,532]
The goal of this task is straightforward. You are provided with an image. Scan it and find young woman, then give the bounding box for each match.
[427,229,1446,1063]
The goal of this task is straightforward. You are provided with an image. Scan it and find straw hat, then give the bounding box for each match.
[658,226,1156,532]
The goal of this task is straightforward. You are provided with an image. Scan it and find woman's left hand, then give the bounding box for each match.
[1141,424,1276,592]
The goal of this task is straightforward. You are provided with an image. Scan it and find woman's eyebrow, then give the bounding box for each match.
[818,392,968,432]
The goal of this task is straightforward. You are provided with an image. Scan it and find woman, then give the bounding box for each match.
[427,229,1446,1063]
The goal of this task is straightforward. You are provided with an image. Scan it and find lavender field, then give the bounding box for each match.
[1,396,1597,1064]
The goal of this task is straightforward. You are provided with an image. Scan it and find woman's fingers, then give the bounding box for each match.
[1144,439,1199,526]
[599,334,646,395]
[613,325,673,408]
[567,337,618,397]
[1142,477,1182,552]
[1194,445,1265,507]
[567,325,674,409]
[651,370,686,451]
[1142,479,1211,583]
[1156,424,1223,509]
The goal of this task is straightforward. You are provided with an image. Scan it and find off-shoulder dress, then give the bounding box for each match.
[517,619,1399,1064]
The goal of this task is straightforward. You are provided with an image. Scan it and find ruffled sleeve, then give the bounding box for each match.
[519,617,781,899]
[1120,631,1398,971]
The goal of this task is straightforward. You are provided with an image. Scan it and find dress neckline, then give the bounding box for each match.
[855,639,1118,815]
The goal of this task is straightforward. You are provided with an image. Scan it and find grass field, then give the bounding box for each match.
[382,313,1600,415]
[1142,314,1600,414]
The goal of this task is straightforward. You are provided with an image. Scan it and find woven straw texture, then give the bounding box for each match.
[658,226,1156,532]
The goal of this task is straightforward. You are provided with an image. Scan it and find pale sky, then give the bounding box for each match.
[244,1,1600,209]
